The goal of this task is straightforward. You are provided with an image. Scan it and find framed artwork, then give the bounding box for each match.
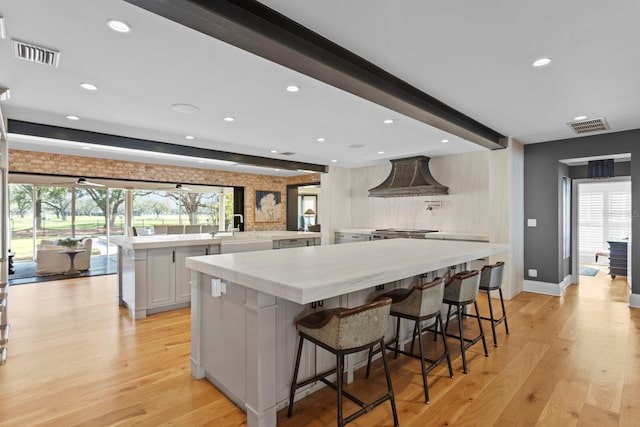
[255,190,282,222]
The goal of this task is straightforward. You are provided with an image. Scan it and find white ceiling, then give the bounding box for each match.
[1,0,639,177]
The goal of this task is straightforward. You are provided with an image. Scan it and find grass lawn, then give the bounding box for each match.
[9,214,214,260]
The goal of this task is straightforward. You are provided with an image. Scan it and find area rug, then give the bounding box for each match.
[579,266,599,276]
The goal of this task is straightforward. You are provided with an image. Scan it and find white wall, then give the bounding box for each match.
[321,145,524,298]
[348,151,491,232]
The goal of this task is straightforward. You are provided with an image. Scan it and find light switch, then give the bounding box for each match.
[527,219,537,227]
[528,269,537,278]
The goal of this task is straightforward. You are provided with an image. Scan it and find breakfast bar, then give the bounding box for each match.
[186,238,507,427]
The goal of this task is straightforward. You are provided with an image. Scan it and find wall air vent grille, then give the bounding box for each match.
[567,117,609,134]
[11,39,60,67]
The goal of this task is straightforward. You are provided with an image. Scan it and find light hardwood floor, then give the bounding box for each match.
[1,267,638,426]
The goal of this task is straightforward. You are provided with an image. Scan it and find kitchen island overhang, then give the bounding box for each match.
[186,239,508,427]
[186,239,508,305]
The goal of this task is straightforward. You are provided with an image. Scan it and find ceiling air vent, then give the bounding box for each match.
[12,39,60,67]
[567,117,609,134]
[280,151,296,156]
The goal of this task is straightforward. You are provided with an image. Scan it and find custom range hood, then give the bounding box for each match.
[368,155,448,197]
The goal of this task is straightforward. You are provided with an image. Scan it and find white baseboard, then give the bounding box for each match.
[523,275,572,297]
[629,293,640,309]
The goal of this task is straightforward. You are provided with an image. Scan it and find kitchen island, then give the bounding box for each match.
[186,238,507,427]
[112,231,321,319]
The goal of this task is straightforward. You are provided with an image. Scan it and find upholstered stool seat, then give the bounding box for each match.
[438,270,488,374]
[366,277,453,403]
[478,261,509,347]
[288,298,399,427]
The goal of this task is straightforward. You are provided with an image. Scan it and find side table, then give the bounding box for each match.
[58,249,86,275]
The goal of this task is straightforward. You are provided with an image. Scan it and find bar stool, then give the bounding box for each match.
[365,277,453,403]
[478,261,509,347]
[439,270,488,374]
[288,298,399,427]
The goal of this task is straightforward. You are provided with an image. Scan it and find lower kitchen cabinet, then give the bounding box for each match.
[272,237,319,249]
[335,232,372,244]
[121,243,220,318]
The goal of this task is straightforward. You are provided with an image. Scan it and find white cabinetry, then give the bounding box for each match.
[272,237,319,249]
[335,232,372,244]
[147,245,217,308]
[146,248,176,308]
[119,242,220,319]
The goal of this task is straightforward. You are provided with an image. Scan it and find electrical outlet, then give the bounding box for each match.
[528,269,537,278]
[527,219,537,227]
[211,278,222,297]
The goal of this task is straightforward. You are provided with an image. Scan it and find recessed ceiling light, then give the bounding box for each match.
[270,149,278,153]
[331,159,338,163]
[378,151,385,154]
[82,146,91,150]
[66,115,79,120]
[171,103,200,114]
[275,169,281,172]
[197,160,205,163]
[286,85,300,92]
[80,83,98,91]
[441,139,449,143]
[223,116,235,122]
[107,19,131,33]
[185,135,195,140]
[316,137,326,142]
[532,57,551,67]
[574,115,587,121]
[383,119,394,124]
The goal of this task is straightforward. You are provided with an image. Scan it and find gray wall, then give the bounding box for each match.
[524,129,639,296]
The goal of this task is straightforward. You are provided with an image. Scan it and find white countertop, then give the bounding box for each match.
[251,231,321,241]
[424,231,489,242]
[335,228,376,234]
[186,239,507,305]
[111,234,222,249]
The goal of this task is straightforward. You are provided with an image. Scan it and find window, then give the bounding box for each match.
[578,180,631,262]
[298,195,317,230]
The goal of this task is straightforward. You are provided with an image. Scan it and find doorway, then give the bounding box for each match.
[573,177,631,285]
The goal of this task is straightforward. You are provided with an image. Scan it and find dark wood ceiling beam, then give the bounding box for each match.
[7,120,327,173]
[125,0,506,150]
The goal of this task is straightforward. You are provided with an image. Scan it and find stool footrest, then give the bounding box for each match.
[479,314,506,324]
[0,323,8,345]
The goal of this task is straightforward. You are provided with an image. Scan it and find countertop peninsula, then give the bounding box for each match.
[186,238,507,305]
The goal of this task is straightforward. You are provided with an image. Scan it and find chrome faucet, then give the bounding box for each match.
[227,214,244,232]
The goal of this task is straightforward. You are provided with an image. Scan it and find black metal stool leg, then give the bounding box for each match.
[437,313,454,379]
[486,290,498,347]
[416,319,429,403]
[394,316,401,358]
[337,354,344,427]
[499,288,510,334]
[288,335,305,417]
[474,301,489,357]
[456,306,468,374]
[379,338,400,427]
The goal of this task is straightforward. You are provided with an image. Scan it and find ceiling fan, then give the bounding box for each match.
[52,177,105,187]
[158,183,194,192]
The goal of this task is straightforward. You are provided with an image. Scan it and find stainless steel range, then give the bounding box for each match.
[371,228,439,240]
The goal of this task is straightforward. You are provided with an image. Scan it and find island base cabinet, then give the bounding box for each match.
[146,248,176,308]
[119,244,219,319]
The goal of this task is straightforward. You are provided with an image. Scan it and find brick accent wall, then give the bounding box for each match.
[9,149,321,231]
